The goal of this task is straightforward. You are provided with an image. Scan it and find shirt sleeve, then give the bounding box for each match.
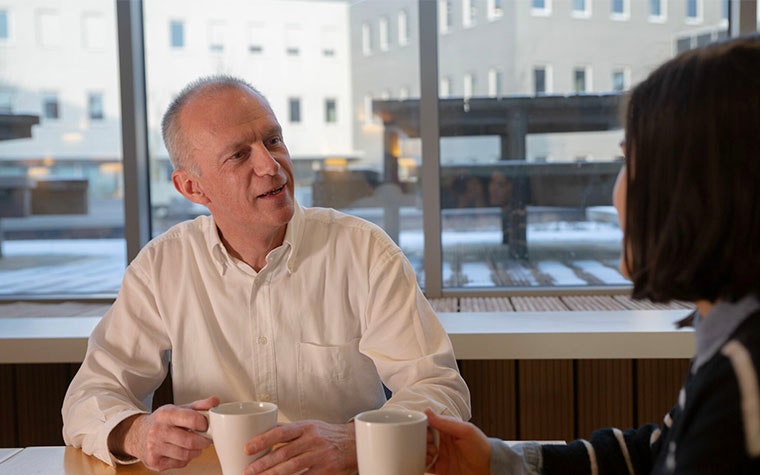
[489,439,542,475]
[359,245,471,421]
[61,263,172,466]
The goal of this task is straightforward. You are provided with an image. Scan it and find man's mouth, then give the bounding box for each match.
[258,185,285,198]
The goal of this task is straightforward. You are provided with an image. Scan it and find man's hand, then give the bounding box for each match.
[108,396,220,471]
[243,420,357,475]
[425,409,491,475]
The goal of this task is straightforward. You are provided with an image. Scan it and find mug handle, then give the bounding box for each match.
[194,410,213,440]
[425,426,440,472]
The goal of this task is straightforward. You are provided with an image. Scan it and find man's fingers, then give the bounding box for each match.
[425,409,476,438]
[185,395,220,411]
[245,423,301,455]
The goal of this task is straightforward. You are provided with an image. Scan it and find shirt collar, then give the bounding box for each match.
[691,294,760,372]
[205,200,304,276]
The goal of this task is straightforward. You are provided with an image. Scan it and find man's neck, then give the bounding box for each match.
[218,224,288,272]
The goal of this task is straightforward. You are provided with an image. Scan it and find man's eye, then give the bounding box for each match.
[269,137,282,146]
[232,151,247,159]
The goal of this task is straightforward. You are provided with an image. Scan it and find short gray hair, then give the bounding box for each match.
[161,75,268,173]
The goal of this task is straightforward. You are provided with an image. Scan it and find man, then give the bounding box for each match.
[62,76,470,474]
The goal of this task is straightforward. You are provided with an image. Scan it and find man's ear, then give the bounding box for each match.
[172,169,210,205]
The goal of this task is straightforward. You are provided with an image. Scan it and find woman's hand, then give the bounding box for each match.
[425,409,491,475]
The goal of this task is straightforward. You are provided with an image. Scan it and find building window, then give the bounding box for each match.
[0,89,13,113]
[322,27,337,57]
[439,0,452,33]
[440,77,451,98]
[649,0,666,22]
[43,92,59,119]
[488,68,502,97]
[82,13,106,50]
[379,17,389,51]
[170,20,184,48]
[361,22,372,55]
[88,92,104,120]
[534,67,547,95]
[612,69,628,91]
[289,98,301,123]
[37,10,61,48]
[209,22,225,52]
[398,10,409,45]
[676,36,692,53]
[0,10,8,41]
[248,24,264,54]
[721,0,729,20]
[685,0,702,23]
[574,68,588,93]
[487,0,503,20]
[532,0,552,16]
[325,98,337,123]
[572,0,591,18]
[463,73,475,100]
[611,0,630,19]
[285,25,301,56]
[463,0,477,27]
[399,87,409,100]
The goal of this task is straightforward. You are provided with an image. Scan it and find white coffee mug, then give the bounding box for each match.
[354,408,438,475]
[199,401,278,475]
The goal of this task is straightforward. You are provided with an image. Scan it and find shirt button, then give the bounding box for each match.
[258,336,268,345]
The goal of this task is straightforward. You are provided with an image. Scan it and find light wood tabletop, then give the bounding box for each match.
[0,446,222,474]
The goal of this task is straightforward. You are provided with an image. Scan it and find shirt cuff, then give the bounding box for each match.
[488,439,543,475]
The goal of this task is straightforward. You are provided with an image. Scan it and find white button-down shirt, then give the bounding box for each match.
[62,203,471,466]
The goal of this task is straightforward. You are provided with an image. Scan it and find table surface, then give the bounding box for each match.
[0,446,222,474]
[0,449,20,465]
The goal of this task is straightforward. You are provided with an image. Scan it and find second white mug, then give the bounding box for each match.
[354,408,438,475]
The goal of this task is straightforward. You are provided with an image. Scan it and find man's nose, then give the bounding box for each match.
[251,143,281,176]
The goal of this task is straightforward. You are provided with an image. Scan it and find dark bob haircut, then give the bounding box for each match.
[623,34,760,303]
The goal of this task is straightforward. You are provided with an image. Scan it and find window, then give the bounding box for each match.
[487,0,503,20]
[285,25,302,56]
[0,89,12,113]
[82,13,106,50]
[572,0,591,18]
[721,0,729,20]
[686,0,702,23]
[574,67,589,93]
[37,10,61,48]
[439,0,452,33]
[0,9,9,41]
[463,0,477,27]
[289,98,301,123]
[362,22,372,55]
[399,87,409,100]
[488,68,502,97]
[398,10,409,45]
[463,73,475,100]
[209,21,225,52]
[170,20,184,48]
[325,98,337,123]
[649,0,666,21]
[88,92,104,120]
[379,17,389,51]
[43,92,59,119]
[440,76,451,98]
[322,27,337,57]
[532,0,552,16]
[676,36,692,53]
[611,0,629,19]
[534,67,547,95]
[612,69,628,91]
[248,24,264,54]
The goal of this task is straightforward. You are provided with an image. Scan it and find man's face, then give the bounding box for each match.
[174,85,295,234]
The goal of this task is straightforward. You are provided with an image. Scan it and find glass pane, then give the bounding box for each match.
[436,0,727,290]
[145,1,422,284]
[0,0,125,296]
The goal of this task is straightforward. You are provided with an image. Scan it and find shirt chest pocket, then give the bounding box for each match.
[296,338,386,422]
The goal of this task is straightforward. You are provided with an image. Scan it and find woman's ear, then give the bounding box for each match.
[172,169,210,205]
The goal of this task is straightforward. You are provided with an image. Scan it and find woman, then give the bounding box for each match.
[426,34,760,475]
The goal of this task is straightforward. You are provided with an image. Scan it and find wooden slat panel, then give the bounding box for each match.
[0,365,16,447]
[429,298,458,313]
[636,359,691,426]
[458,360,516,440]
[576,360,633,439]
[15,364,69,446]
[518,360,574,441]
[459,297,513,312]
[510,296,568,312]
